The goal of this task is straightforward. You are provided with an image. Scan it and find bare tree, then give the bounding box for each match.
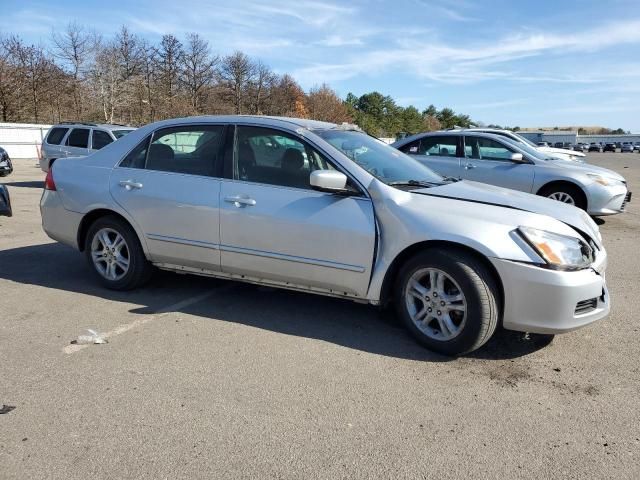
[51,21,95,118]
[0,38,22,121]
[155,35,184,116]
[218,51,256,114]
[181,33,217,114]
[92,42,122,123]
[249,61,276,115]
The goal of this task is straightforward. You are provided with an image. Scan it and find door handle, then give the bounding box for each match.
[224,195,256,207]
[119,180,143,190]
[464,163,476,170]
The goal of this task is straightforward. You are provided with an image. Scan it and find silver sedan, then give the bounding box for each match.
[393,131,631,215]
[41,116,610,355]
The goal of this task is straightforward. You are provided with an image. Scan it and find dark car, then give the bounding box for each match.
[588,143,603,152]
[0,146,12,177]
[553,142,574,150]
[603,143,617,152]
[0,184,12,216]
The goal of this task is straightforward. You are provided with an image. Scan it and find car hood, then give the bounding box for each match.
[543,158,626,181]
[539,146,586,158]
[414,180,601,242]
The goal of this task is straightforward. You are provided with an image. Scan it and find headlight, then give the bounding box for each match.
[518,226,593,270]
[587,173,623,187]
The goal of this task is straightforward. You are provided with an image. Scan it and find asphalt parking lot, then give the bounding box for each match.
[1,153,639,479]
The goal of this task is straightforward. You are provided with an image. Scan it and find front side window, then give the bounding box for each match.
[66,128,90,148]
[465,136,515,161]
[235,126,335,189]
[46,127,69,145]
[419,136,459,157]
[92,130,113,150]
[145,125,225,176]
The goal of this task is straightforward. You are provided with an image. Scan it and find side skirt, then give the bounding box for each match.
[153,262,377,305]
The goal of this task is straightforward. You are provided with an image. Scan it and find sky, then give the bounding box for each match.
[2,0,640,131]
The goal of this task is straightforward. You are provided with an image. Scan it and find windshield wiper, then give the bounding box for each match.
[388,179,446,188]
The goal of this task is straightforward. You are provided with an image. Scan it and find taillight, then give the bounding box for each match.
[45,169,56,191]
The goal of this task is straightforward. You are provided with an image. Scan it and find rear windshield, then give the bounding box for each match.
[112,129,134,139]
[46,127,69,145]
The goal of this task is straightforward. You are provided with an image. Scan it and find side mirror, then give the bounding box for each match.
[0,184,12,217]
[310,170,348,193]
[510,153,526,163]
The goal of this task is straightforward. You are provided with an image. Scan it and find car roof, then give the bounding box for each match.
[392,129,513,147]
[53,122,135,131]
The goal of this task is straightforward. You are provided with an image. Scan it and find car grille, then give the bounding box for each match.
[575,298,598,315]
[621,191,632,211]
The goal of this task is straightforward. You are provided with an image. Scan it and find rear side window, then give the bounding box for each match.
[66,128,90,148]
[92,130,113,150]
[46,127,69,145]
[419,136,459,157]
[112,129,134,139]
[120,136,151,169]
[145,125,225,176]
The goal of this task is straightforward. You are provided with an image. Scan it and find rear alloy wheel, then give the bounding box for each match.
[85,216,153,290]
[395,249,500,356]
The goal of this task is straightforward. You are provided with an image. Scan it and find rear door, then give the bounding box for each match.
[110,124,226,270]
[64,128,91,157]
[219,124,376,297]
[400,135,461,179]
[461,136,535,192]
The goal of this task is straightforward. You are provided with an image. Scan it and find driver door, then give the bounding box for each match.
[461,136,535,192]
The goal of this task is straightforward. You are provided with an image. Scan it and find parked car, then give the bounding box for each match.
[553,142,574,150]
[393,131,631,216]
[40,122,135,172]
[634,142,640,152]
[537,142,550,147]
[0,184,11,216]
[621,143,635,153]
[445,128,585,162]
[41,115,611,356]
[574,143,589,152]
[603,143,617,152]
[588,143,603,152]
[0,146,13,177]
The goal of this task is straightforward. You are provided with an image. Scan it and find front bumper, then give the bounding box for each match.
[586,182,630,216]
[490,256,609,334]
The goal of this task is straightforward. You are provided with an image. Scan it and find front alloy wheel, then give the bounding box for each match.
[395,249,500,355]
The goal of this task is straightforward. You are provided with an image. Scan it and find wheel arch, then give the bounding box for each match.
[77,208,145,254]
[378,240,504,314]
[536,180,588,210]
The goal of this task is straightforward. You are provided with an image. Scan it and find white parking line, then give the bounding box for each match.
[62,290,218,355]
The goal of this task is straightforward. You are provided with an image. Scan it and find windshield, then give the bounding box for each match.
[112,129,134,139]
[315,129,444,185]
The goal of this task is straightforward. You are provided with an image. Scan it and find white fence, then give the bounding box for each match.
[0,122,52,159]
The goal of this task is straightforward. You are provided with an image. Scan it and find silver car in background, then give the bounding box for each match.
[41,116,610,355]
[40,122,135,172]
[393,131,631,215]
[451,128,586,162]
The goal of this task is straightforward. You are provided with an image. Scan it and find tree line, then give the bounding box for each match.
[0,22,476,138]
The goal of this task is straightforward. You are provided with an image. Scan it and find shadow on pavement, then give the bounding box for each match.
[0,242,552,362]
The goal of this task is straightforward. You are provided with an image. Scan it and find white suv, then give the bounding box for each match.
[40,122,135,172]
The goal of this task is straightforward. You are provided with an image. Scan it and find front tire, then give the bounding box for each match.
[84,215,153,290]
[394,249,500,356]
[538,183,586,210]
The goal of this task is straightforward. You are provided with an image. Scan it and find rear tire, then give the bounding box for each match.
[84,215,153,290]
[394,249,500,356]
